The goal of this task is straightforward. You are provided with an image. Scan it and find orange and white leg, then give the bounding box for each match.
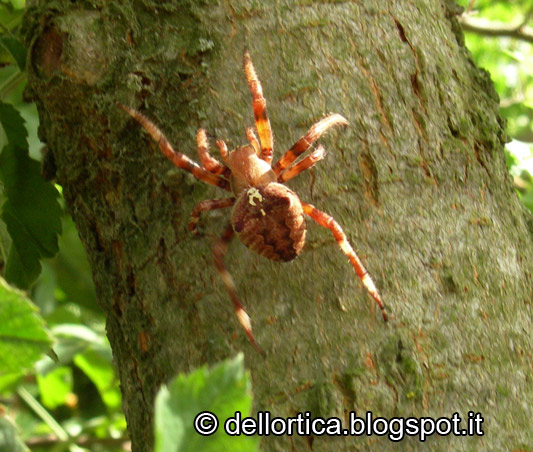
[277,145,326,183]
[273,114,348,176]
[116,102,230,191]
[245,127,261,156]
[301,202,388,322]
[243,51,274,165]
[189,198,235,235]
[216,139,229,164]
[213,224,263,354]
[196,129,231,178]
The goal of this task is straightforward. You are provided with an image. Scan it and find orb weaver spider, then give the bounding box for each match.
[117,51,387,353]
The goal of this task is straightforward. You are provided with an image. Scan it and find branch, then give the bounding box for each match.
[459,16,533,44]
[25,435,131,450]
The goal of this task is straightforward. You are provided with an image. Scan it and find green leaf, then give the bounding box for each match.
[154,354,258,452]
[74,349,121,410]
[0,102,27,149]
[4,241,41,290]
[0,147,59,247]
[0,372,22,394]
[0,36,26,70]
[0,277,53,376]
[10,0,25,9]
[1,0,25,10]
[0,102,62,289]
[0,414,29,452]
[0,5,24,35]
[36,366,73,409]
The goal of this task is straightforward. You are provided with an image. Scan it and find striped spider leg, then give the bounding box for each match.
[273,113,349,177]
[188,198,235,235]
[196,128,231,178]
[213,224,264,354]
[118,50,388,355]
[242,57,386,322]
[243,50,274,163]
[116,102,230,191]
[117,100,265,349]
[301,203,388,322]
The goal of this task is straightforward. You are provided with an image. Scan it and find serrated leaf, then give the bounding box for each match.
[0,102,27,149]
[3,242,41,290]
[0,144,61,257]
[0,102,62,289]
[154,354,258,452]
[0,277,53,376]
[0,36,26,70]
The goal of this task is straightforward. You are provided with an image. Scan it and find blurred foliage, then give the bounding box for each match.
[0,1,530,452]
[458,0,533,211]
[0,3,127,451]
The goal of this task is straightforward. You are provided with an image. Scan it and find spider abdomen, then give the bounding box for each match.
[118,51,388,353]
[231,183,306,262]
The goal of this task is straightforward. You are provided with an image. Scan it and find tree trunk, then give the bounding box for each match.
[23,1,532,451]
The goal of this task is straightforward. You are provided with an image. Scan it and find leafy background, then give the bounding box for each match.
[0,0,531,451]
[459,0,533,210]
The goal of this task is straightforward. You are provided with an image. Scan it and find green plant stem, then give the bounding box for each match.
[16,386,85,452]
[17,386,69,441]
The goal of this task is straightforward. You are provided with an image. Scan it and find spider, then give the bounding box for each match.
[117,51,387,353]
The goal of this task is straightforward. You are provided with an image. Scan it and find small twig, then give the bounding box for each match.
[25,434,131,450]
[459,15,533,44]
[517,6,533,30]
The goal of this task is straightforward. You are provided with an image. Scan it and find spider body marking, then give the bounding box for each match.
[117,51,387,354]
[232,182,306,262]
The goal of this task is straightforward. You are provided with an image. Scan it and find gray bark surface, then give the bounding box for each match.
[23,0,532,451]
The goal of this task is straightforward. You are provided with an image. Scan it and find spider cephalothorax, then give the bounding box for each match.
[117,51,387,353]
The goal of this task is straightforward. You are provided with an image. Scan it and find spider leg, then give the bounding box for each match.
[189,197,235,235]
[196,129,231,178]
[243,51,274,165]
[273,114,348,176]
[213,223,264,354]
[301,202,388,322]
[278,145,326,183]
[216,139,229,164]
[245,127,261,156]
[117,102,230,191]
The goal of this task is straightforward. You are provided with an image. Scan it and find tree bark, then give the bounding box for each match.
[23,1,532,451]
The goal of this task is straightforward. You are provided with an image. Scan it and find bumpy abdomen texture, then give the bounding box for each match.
[231,183,306,262]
